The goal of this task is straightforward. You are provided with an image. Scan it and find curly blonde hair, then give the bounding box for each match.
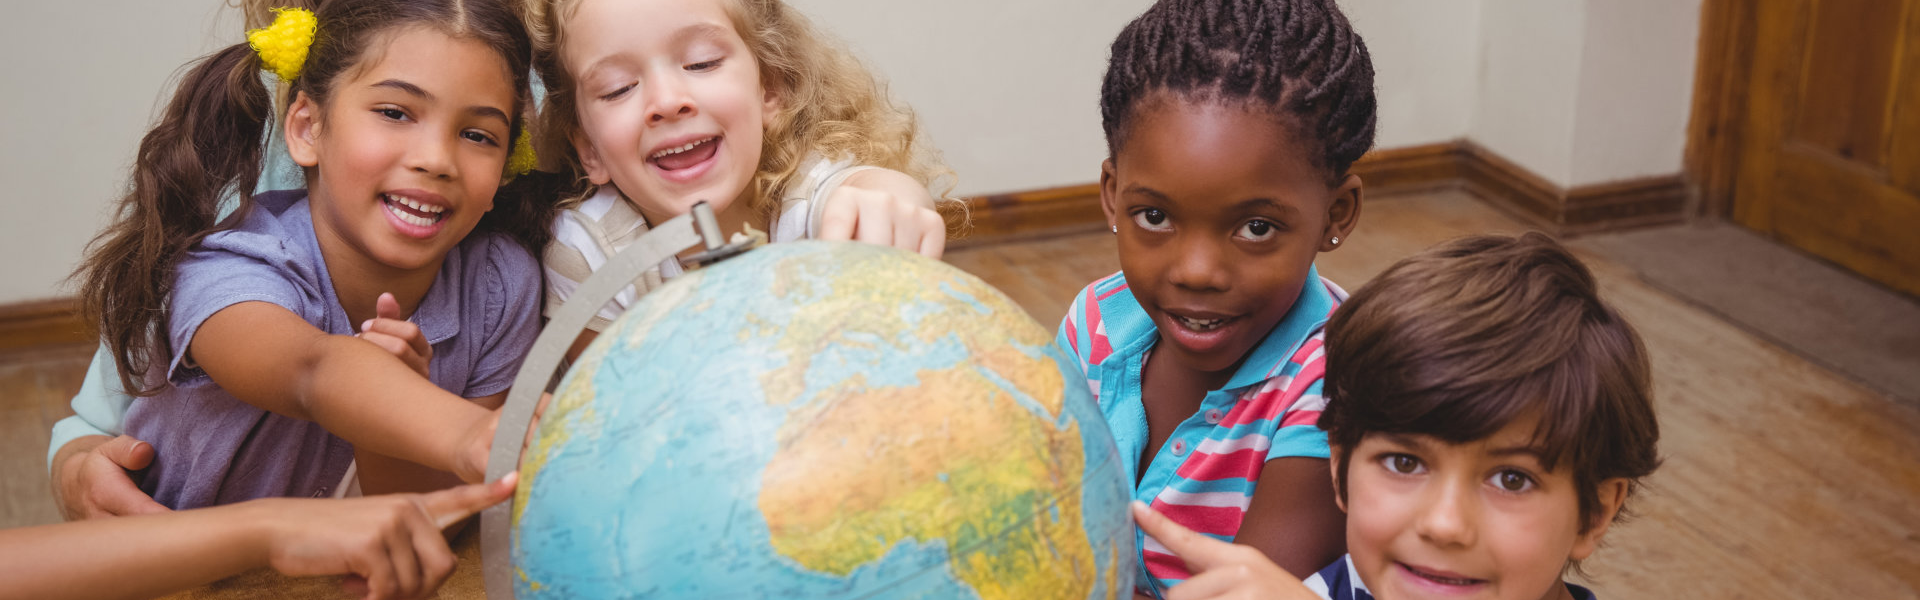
[523,0,965,232]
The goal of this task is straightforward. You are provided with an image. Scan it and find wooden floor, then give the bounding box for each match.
[3,188,1916,598]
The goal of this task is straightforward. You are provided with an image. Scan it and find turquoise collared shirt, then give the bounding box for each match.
[1054,265,1347,595]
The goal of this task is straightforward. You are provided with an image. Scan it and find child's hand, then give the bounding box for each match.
[1131,501,1321,600]
[53,434,172,520]
[818,169,947,259]
[358,292,432,379]
[260,473,516,600]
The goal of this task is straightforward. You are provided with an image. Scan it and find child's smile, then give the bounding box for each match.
[291,26,516,275]
[646,133,723,184]
[1341,417,1612,600]
[1100,97,1357,378]
[565,0,777,228]
[380,190,451,238]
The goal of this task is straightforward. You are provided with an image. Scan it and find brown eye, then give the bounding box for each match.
[1382,454,1422,475]
[1131,209,1171,231]
[1490,470,1535,493]
[1235,219,1279,241]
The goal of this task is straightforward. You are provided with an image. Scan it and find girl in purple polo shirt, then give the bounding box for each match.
[1053,0,1375,595]
[72,0,547,510]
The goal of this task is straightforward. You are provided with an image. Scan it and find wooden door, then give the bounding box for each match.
[1730,0,1920,297]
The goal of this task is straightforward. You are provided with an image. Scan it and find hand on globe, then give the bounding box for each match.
[1131,502,1320,600]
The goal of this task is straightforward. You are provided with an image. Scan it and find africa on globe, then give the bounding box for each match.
[512,241,1135,599]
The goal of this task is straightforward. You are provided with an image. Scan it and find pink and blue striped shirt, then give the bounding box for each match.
[1055,266,1347,596]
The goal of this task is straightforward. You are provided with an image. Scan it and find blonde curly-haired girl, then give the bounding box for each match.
[525,0,966,335]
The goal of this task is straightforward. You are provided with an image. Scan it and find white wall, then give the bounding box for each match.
[1344,0,1481,150]
[0,0,1702,305]
[0,2,243,304]
[1470,0,1588,186]
[786,0,1154,198]
[1570,0,1703,184]
[1468,0,1702,188]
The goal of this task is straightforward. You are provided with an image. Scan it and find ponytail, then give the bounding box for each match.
[76,42,273,396]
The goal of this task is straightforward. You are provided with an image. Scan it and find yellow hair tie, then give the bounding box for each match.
[247,8,318,81]
[505,133,539,180]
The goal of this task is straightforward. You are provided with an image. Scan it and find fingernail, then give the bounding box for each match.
[362,320,373,331]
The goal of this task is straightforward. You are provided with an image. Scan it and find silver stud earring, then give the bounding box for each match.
[1331,236,1341,245]
[1111,225,1119,234]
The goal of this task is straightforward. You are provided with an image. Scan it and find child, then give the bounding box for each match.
[522,0,965,336]
[1134,233,1664,600]
[0,474,514,600]
[1053,0,1376,594]
[68,0,548,510]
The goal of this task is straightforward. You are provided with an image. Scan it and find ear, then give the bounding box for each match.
[1099,159,1121,233]
[284,91,322,168]
[761,81,782,126]
[1318,173,1364,252]
[1569,478,1630,560]
[1329,445,1350,514]
[571,129,611,186]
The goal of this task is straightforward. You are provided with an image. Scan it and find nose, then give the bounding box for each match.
[1413,476,1478,549]
[407,132,458,180]
[1166,234,1231,292]
[644,71,697,125]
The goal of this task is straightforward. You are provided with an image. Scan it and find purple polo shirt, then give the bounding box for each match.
[126,190,541,509]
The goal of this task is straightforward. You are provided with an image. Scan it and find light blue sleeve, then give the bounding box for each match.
[48,73,290,471]
[47,346,135,470]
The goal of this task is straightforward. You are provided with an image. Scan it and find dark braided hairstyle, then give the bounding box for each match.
[1100,0,1377,183]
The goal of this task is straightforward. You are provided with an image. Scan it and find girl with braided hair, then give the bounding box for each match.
[1053,0,1375,596]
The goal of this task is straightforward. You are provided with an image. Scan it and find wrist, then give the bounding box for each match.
[51,435,111,518]
[231,499,287,571]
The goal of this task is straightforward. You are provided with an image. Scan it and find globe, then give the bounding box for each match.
[511,241,1135,599]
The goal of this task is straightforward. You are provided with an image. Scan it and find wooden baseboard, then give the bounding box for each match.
[952,183,1104,248]
[952,140,1690,244]
[0,299,92,356]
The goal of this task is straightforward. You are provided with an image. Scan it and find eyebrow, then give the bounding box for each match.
[1486,445,1553,466]
[1379,433,1553,466]
[575,23,733,89]
[1231,197,1299,217]
[1377,433,1432,452]
[1123,184,1299,216]
[1122,184,1172,203]
[673,22,733,46]
[372,79,511,126]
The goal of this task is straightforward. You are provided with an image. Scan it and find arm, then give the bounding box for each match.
[1132,502,1323,600]
[0,474,515,600]
[190,302,493,482]
[1233,457,1346,578]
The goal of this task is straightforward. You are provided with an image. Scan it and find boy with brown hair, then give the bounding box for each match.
[1133,232,1662,600]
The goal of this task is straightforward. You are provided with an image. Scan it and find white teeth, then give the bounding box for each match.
[650,138,712,159]
[1176,316,1227,331]
[384,194,445,214]
[383,194,445,227]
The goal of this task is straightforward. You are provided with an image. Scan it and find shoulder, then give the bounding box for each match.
[459,231,541,295]
[1300,555,1361,600]
[195,190,314,261]
[177,190,323,301]
[1059,271,1146,366]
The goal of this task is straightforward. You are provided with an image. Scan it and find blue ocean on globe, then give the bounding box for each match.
[512,241,1135,599]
